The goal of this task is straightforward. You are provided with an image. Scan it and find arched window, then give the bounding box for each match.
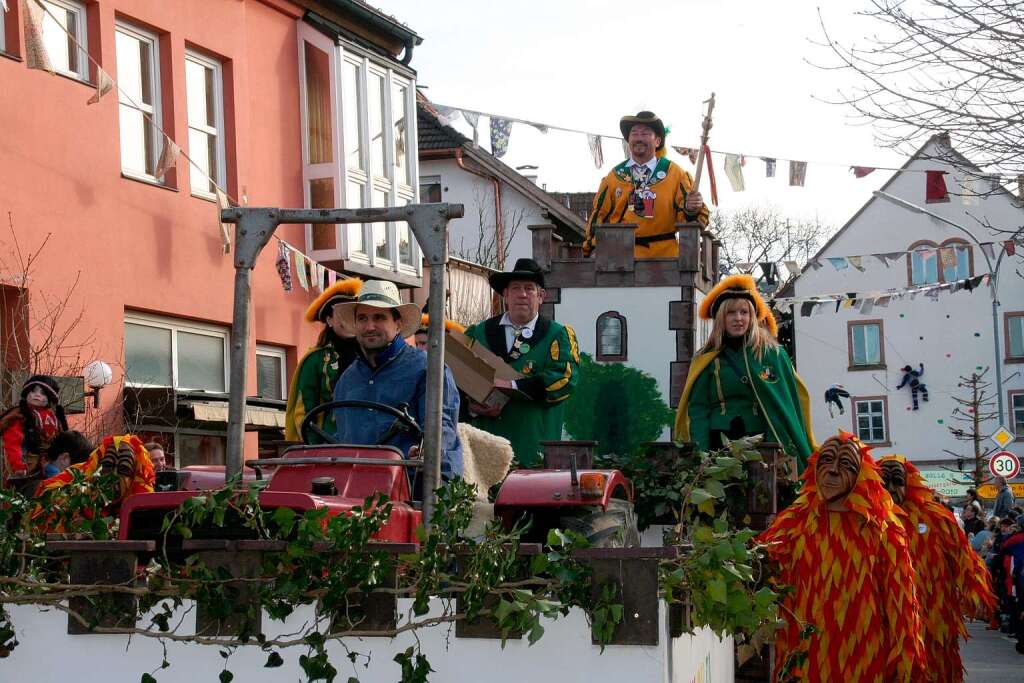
[596,311,627,361]
[907,240,939,286]
[939,238,973,282]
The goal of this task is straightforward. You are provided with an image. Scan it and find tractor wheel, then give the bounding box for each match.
[558,498,640,548]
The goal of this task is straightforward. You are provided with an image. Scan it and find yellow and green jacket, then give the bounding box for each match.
[674,344,816,471]
[284,337,360,443]
[584,157,709,259]
[464,316,580,467]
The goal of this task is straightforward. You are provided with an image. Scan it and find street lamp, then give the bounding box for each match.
[872,190,1008,421]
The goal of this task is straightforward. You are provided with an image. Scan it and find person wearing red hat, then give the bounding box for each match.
[583,111,709,259]
[0,374,68,484]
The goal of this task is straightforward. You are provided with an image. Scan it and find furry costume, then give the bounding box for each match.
[758,433,924,682]
[877,455,996,683]
[38,434,155,500]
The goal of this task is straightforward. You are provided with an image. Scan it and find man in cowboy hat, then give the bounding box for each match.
[284,278,363,443]
[332,280,463,480]
[463,258,580,467]
[583,111,709,259]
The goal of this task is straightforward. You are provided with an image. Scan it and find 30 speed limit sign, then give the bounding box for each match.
[989,451,1021,479]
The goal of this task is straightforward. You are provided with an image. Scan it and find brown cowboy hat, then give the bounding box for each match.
[488,258,546,293]
[620,111,666,149]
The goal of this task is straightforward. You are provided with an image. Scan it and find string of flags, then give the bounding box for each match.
[273,238,357,295]
[430,102,1023,193]
[737,239,1023,281]
[772,274,992,317]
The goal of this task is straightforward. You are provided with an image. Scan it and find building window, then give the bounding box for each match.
[1010,392,1024,439]
[255,345,287,400]
[939,238,972,282]
[853,397,889,445]
[847,320,884,369]
[40,0,88,80]
[124,314,228,392]
[116,22,162,180]
[1006,312,1024,362]
[420,176,442,203]
[298,23,418,274]
[908,241,939,286]
[184,50,226,198]
[596,311,627,361]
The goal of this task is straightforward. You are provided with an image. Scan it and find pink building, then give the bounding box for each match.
[0,0,424,466]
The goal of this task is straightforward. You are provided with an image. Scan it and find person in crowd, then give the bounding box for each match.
[965,487,984,514]
[412,313,465,351]
[332,280,462,481]
[1,375,68,485]
[990,517,1024,641]
[758,432,924,681]
[878,455,995,682]
[583,111,708,259]
[144,442,168,471]
[988,517,1018,631]
[971,517,995,557]
[463,258,580,468]
[962,502,986,537]
[993,475,1016,519]
[675,274,815,471]
[284,278,363,443]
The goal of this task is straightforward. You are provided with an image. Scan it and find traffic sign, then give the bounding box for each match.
[990,426,1015,449]
[989,450,1021,479]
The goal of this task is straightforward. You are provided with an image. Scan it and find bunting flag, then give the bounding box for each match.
[846,255,865,272]
[86,67,115,105]
[587,134,604,169]
[762,157,776,178]
[294,253,309,291]
[529,122,549,134]
[859,298,874,315]
[724,153,745,192]
[735,262,753,273]
[926,170,949,203]
[155,138,180,178]
[784,260,801,278]
[774,274,988,313]
[827,257,849,271]
[434,105,461,127]
[462,111,480,144]
[851,166,876,178]
[490,117,512,158]
[276,242,293,292]
[215,187,232,254]
[672,146,699,165]
[938,247,957,270]
[981,243,996,260]
[808,259,823,271]
[703,144,719,206]
[1005,240,1017,256]
[789,161,807,187]
[961,178,978,206]
[314,263,325,292]
[2,1,8,12]
[760,262,778,284]
[23,0,54,73]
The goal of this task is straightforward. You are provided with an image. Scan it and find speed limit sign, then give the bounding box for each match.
[989,451,1021,479]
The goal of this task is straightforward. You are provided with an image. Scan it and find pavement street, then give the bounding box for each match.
[963,621,1022,682]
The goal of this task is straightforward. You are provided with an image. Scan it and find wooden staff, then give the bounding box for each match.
[691,93,716,190]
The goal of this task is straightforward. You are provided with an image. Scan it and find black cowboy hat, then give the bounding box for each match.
[488,258,546,293]
[620,111,666,149]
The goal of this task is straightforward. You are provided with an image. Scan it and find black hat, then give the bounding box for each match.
[21,374,61,402]
[488,258,546,293]
[620,111,666,149]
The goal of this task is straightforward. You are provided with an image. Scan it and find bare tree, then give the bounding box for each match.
[709,205,830,279]
[816,1,1024,192]
[942,369,999,488]
[451,185,531,269]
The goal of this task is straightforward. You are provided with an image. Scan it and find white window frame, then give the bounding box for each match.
[255,344,287,401]
[850,322,882,367]
[41,0,89,81]
[116,21,162,182]
[124,313,229,392]
[853,399,888,444]
[184,49,227,199]
[297,23,420,276]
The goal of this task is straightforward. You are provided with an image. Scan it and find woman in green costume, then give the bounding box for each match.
[674,274,816,471]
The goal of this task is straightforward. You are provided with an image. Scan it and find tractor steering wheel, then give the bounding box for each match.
[300,399,423,446]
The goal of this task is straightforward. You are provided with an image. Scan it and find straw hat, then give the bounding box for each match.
[333,280,421,338]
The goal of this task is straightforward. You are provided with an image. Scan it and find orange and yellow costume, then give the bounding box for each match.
[38,434,155,499]
[758,433,924,682]
[877,455,995,683]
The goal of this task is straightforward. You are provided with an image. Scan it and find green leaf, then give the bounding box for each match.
[708,578,728,604]
[264,652,284,668]
[141,675,157,683]
[219,671,234,683]
[689,488,714,505]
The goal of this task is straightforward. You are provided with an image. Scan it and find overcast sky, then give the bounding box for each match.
[381,0,921,234]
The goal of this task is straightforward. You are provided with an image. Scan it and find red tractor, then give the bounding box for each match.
[119,399,639,550]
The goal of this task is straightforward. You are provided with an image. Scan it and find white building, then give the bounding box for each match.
[792,134,1024,486]
[416,98,586,269]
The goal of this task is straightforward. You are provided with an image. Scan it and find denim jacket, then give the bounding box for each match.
[332,336,462,480]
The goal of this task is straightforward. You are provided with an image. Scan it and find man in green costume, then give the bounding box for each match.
[464,258,581,467]
[284,278,363,443]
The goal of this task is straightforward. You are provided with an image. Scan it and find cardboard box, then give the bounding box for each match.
[445,329,528,409]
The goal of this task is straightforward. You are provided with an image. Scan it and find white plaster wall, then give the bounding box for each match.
[793,140,1024,465]
[7,600,733,683]
[421,159,545,267]
[555,287,679,440]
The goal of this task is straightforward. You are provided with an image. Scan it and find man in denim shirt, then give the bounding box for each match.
[332,280,462,481]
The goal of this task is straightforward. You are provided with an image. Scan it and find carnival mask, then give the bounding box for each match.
[815,436,862,508]
[879,460,908,506]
